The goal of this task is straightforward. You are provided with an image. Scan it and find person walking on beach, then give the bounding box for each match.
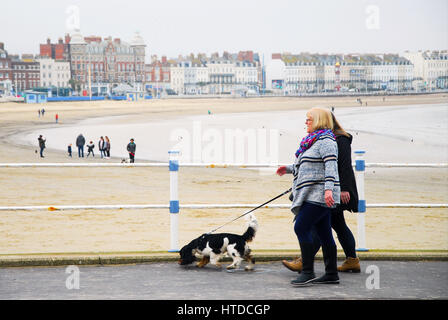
[105,136,111,159]
[55,113,59,124]
[98,136,105,158]
[276,107,340,286]
[38,135,46,158]
[41,108,45,117]
[67,143,72,157]
[38,109,41,118]
[86,141,95,157]
[76,133,85,158]
[126,138,136,163]
[282,111,360,274]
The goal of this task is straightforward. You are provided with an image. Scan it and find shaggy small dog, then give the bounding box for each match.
[178,214,258,271]
[121,158,131,163]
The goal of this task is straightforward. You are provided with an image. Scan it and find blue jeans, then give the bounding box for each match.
[78,146,84,157]
[293,202,336,248]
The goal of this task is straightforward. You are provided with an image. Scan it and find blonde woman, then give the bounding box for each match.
[282,111,361,276]
[277,108,341,286]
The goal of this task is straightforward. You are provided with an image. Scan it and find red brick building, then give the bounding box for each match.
[39,35,71,61]
[69,30,146,93]
[11,55,40,92]
[145,55,170,83]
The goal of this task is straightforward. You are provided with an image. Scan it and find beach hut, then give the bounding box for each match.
[24,91,47,104]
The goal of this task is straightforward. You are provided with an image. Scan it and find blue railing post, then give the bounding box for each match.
[354,150,368,252]
[168,151,180,252]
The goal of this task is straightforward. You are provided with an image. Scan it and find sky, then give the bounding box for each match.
[1,0,447,63]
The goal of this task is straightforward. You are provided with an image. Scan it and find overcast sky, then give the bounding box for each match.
[1,0,447,63]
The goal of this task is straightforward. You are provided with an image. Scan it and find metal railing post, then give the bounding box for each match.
[168,151,180,252]
[354,150,368,252]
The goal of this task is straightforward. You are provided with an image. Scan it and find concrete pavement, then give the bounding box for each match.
[1,260,447,300]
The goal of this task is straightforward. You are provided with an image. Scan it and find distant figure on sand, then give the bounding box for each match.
[38,109,41,117]
[38,135,46,158]
[67,144,72,157]
[105,136,111,159]
[98,136,105,158]
[55,113,59,123]
[41,108,45,117]
[87,141,95,157]
[76,134,85,158]
[127,138,136,163]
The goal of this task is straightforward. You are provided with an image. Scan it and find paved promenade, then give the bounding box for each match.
[1,260,447,300]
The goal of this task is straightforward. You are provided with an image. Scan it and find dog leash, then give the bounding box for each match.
[206,187,292,234]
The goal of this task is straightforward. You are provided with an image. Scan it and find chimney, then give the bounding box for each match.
[65,34,71,44]
[162,56,167,63]
[58,38,63,44]
[272,53,282,60]
[47,38,51,44]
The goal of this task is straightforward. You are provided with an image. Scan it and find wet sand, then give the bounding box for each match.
[0,94,447,254]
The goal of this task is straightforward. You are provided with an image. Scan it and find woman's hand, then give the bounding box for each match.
[325,190,335,207]
[276,166,287,176]
[341,191,350,204]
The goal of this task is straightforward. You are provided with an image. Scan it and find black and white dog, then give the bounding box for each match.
[178,214,258,270]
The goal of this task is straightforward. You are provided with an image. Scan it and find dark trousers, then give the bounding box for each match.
[293,202,335,248]
[310,208,357,258]
[39,147,44,157]
[129,152,135,163]
[78,146,84,157]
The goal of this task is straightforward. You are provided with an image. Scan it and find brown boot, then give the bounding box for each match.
[338,257,361,273]
[282,257,302,273]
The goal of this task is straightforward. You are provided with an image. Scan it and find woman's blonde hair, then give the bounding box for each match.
[307,108,333,132]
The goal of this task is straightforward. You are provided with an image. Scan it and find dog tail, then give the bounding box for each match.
[242,214,258,242]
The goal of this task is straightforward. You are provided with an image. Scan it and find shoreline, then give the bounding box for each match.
[0,94,447,254]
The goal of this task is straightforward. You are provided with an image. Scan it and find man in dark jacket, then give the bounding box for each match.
[76,134,86,158]
[126,138,136,163]
[38,135,46,158]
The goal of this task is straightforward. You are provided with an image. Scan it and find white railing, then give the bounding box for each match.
[1,153,447,252]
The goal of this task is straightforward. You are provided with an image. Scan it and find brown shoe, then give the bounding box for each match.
[282,257,302,273]
[337,257,361,273]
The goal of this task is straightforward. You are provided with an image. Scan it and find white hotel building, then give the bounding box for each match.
[403,50,448,90]
[37,56,71,88]
[170,53,259,95]
[267,53,414,93]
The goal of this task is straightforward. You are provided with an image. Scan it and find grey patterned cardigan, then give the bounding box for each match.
[286,133,341,215]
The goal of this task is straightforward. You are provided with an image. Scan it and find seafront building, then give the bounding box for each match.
[0,43,13,95]
[2,31,448,97]
[145,55,171,96]
[403,50,448,91]
[10,54,40,92]
[36,56,71,89]
[68,29,146,95]
[267,53,415,94]
[169,51,260,95]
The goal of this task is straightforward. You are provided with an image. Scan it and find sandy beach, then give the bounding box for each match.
[0,94,447,254]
